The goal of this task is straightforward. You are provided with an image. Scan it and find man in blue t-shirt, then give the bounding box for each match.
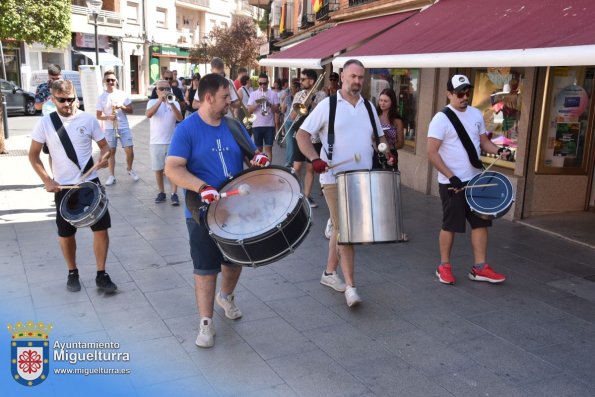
[165,73,270,348]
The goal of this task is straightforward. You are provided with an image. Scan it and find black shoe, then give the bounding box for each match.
[67,273,81,292]
[96,273,118,293]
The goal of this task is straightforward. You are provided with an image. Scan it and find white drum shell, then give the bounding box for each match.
[336,170,405,244]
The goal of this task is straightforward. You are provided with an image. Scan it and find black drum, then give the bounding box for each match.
[195,166,312,267]
[465,171,514,219]
[59,182,108,228]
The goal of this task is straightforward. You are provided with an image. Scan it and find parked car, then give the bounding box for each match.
[0,79,37,116]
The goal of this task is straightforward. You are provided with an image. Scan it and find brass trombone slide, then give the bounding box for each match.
[274,72,326,143]
[229,81,256,128]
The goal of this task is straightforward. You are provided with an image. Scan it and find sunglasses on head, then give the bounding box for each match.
[55,97,76,104]
[106,79,116,83]
[455,90,471,98]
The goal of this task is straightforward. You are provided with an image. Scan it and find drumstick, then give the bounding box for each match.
[80,152,110,182]
[220,184,250,198]
[378,143,388,153]
[58,185,81,189]
[481,152,504,175]
[328,153,361,169]
[448,183,498,190]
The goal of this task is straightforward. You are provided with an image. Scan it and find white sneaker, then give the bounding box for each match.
[216,292,242,320]
[345,286,362,307]
[320,271,346,292]
[195,317,215,348]
[128,169,139,181]
[105,175,116,186]
[324,218,333,240]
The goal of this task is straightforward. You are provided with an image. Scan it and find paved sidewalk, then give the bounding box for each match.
[1,114,595,396]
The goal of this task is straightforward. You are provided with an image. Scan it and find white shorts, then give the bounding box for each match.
[150,144,170,171]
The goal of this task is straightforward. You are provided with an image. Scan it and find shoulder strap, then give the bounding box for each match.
[49,112,94,173]
[441,107,484,170]
[223,116,256,159]
[363,99,380,146]
[327,94,337,161]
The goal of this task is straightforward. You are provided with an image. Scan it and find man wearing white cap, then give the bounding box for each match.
[427,74,510,286]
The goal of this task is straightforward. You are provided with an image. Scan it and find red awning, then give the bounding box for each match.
[334,0,595,68]
[260,11,417,69]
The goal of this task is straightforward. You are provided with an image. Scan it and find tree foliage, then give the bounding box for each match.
[191,17,265,79]
[0,0,71,48]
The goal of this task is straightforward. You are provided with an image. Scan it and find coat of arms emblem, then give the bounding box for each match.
[8,320,52,386]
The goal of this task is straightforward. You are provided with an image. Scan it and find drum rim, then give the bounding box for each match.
[465,171,514,217]
[59,182,108,227]
[206,166,302,239]
[335,168,399,177]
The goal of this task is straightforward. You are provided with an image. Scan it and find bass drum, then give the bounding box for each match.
[59,181,108,228]
[336,169,407,244]
[206,166,311,267]
[465,171,514,219]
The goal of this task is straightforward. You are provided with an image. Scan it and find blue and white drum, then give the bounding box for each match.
[465,171,514,220]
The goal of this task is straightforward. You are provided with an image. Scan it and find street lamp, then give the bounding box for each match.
[201,35,209,74]
[86,0,103,66]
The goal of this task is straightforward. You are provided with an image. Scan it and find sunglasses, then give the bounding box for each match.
[456,90,471,98]
[157,87,170,91]
[106,79,116,83]
[55,97,76,104]
[164,77,173,81]
[258,82,268,86]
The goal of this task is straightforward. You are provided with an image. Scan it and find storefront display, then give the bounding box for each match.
[536,66,594,174]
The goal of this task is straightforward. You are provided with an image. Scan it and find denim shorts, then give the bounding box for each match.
[252,126,275,148]
[104,127,133,148]
[186,217,236,275]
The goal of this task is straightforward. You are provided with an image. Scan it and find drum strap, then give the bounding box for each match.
[223,116,256,160]
[49,112,94,173]
[327,94,385,167]
[440,107,484,170]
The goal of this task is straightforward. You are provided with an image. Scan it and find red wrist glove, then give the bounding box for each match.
[252,153,270,167]
[312,158,328,173]
[199,185,219,203]
[386,152,397,167]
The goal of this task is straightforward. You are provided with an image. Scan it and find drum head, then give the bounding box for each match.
[465,171,514,218]
[63,182,98,216]
[207,166,302,240]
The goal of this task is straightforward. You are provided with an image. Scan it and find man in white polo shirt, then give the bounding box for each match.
[296,59,394,307]
[146,79,184,205]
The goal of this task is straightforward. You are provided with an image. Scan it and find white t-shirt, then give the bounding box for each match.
[193,77,238,117]
[96,89,132,130]
[247,88,280,128]
[146,99,181,144]
[300,91,384,185]
[427,104,486,184]
[31,111,105,184]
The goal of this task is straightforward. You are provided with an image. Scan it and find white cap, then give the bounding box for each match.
[447,74,473,92]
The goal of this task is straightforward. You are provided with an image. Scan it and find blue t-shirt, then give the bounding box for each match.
[168,113,256,218]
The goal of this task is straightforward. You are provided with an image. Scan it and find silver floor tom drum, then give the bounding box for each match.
[336,170,406,244]
[206,166,312,267]
[59,181,108,228]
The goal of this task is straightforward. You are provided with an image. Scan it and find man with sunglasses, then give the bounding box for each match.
[96,70,138,186]
[149,70,186,114]
[29,79,117,294]
[146,79,184,205]
[35,64,62,113]
[428,74,510,286]
[246,73,280,161]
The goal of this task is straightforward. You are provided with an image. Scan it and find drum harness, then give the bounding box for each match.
[48,112,95,177]
[325,94,388,170]
[440,107,485,171]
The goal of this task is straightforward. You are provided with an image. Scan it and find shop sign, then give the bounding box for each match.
[151,45,189,57]
[75,33,110,49]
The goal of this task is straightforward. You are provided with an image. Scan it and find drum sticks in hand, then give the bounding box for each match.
[328,153,361,170]
[220,184,250,198]
[448,183,498,190]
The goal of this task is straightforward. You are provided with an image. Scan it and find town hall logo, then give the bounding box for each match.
[7,320,52,387]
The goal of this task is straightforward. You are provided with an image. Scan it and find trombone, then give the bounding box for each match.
[229,81,256,128]
[276,72,326,143]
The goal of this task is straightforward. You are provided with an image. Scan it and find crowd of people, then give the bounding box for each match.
[28,59,510,349]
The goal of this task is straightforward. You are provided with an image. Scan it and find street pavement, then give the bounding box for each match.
[1,108,595,397]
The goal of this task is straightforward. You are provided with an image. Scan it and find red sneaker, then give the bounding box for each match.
[468,264,506,283]
[436,263,456,285]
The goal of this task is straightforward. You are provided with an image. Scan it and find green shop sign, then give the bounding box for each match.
[150,45,189,57]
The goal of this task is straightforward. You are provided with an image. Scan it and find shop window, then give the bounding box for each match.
[368,68,419,150]
[470,67,523,169]
[536,66,595,174]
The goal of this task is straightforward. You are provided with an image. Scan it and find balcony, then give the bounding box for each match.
[177,0,210,7]
[248,0,271,11]
[299,13,315,29]
[315,1,339,21]
[71,5,123,27]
